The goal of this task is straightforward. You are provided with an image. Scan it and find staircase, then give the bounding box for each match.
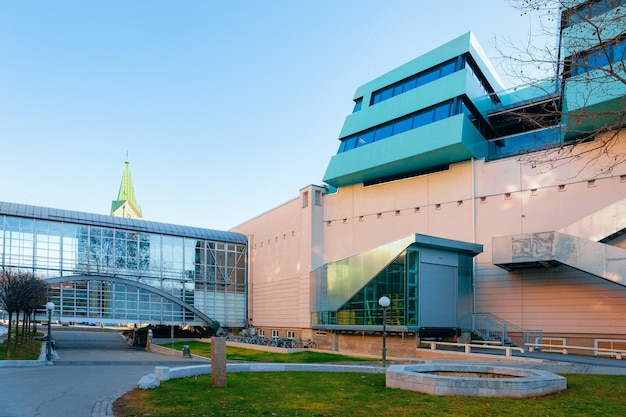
[473,313,543,348]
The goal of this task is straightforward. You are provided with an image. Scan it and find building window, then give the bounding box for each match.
[271,329,279,339]
[286,330,295,339]
[369,58,459,106]
[531,189,538,196]
[353,97,363,112]
[414,207,421,212]
[565,34,626,78]
[435,204,442,210]
[337,96,494,154]
[314,189,323,206]
[505,193,512,199]
[258,329,265,337]
[395,210,401,216]
[480,197,487,203]
[302,191,309,208]
[457,201,464,207]
[558,184,566,192]
[588,180,596,187]
[377,213,382,219]
[562,0,620,28]
[343,218,348,224]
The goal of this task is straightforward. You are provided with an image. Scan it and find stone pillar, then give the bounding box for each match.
[211,337,227,387]
[145,329,153,352]
[154,366,170,381]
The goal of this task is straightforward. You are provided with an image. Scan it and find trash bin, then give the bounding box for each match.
[182,345,191,358]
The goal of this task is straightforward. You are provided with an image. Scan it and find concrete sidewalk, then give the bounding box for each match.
[2,331,626,417]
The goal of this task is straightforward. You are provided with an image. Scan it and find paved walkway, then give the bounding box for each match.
[1,330,626,417]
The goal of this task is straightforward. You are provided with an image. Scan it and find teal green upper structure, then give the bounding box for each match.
[323,33,505,187]
[324,1,626,188]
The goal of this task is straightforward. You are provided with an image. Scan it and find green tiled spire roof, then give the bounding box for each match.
[111,160,142,217]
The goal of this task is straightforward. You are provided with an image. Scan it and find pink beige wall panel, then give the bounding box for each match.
[518,131,626,188]
[474,194,524,264]
[519,180,620,234]
[474,158,524,197]
[323,187,356,221]
[424,201,474,243]
[239,248,304,283]
[477,266,626,334]
[250,279,310,328]
[520,275,626,335]
[351,177,430,216]
[423,162,474,203]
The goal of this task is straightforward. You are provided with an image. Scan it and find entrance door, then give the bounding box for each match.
[419,263,457,328]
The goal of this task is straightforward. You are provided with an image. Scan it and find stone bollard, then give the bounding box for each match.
[145,329,153,352]
[154,366,170,381]
[211,337,227,387]
[182,345,191,358]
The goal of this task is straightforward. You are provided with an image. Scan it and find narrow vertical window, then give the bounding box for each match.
[314,190,322,206]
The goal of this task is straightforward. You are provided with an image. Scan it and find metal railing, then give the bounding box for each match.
[474,313,542,348]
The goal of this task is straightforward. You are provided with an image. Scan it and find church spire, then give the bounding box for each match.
[111,159,143,219]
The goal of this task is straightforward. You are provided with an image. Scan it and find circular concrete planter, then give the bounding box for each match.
[386,364,567,398]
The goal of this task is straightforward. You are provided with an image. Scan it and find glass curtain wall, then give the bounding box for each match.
[0,215,247,326]
[313,247,419,327]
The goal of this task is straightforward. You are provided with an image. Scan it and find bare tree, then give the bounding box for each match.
[0,269,48,358]
[493,0,626,176]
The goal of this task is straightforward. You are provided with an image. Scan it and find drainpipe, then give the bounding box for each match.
[471,157,477,333]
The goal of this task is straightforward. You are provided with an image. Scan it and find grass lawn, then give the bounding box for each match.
[121,342,626,416]
[0,336,43,360]
[114,372,626,417]
[159,340,375,363]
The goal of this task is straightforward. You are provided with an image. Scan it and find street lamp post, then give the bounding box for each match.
[378,295,390,367]
[45,302,55,363]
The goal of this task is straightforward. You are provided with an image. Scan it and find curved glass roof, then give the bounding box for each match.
[0,201,247,244]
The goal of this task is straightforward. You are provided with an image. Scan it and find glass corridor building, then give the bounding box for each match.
[0,201,248,328]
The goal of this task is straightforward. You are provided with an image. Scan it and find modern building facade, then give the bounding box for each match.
[232,1,626,355]
[2,1,624,357]
[0,202,248,328]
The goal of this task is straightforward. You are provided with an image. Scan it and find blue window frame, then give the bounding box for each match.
[567,35,626,77]
[374,124,393,141]
[336,95,493,154]
[393,116,413,135]
[368,58,459,106]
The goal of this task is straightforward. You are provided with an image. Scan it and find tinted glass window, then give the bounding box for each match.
[613,40,626,62]
[403,77,417,92]
[413,109,434,128]
[416,68,438,87]
[374,124,393,141]
[440,60,456,77]
[434,102,452,121]
[353,98,363,112]
[357,131,375,147]
[393,116,413,135]
[380,86,393,101]
[340,136,357,152]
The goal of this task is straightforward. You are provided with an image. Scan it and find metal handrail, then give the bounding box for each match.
[474,313,542,347]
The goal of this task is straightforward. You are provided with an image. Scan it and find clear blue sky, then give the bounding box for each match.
[0,1,550,231]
